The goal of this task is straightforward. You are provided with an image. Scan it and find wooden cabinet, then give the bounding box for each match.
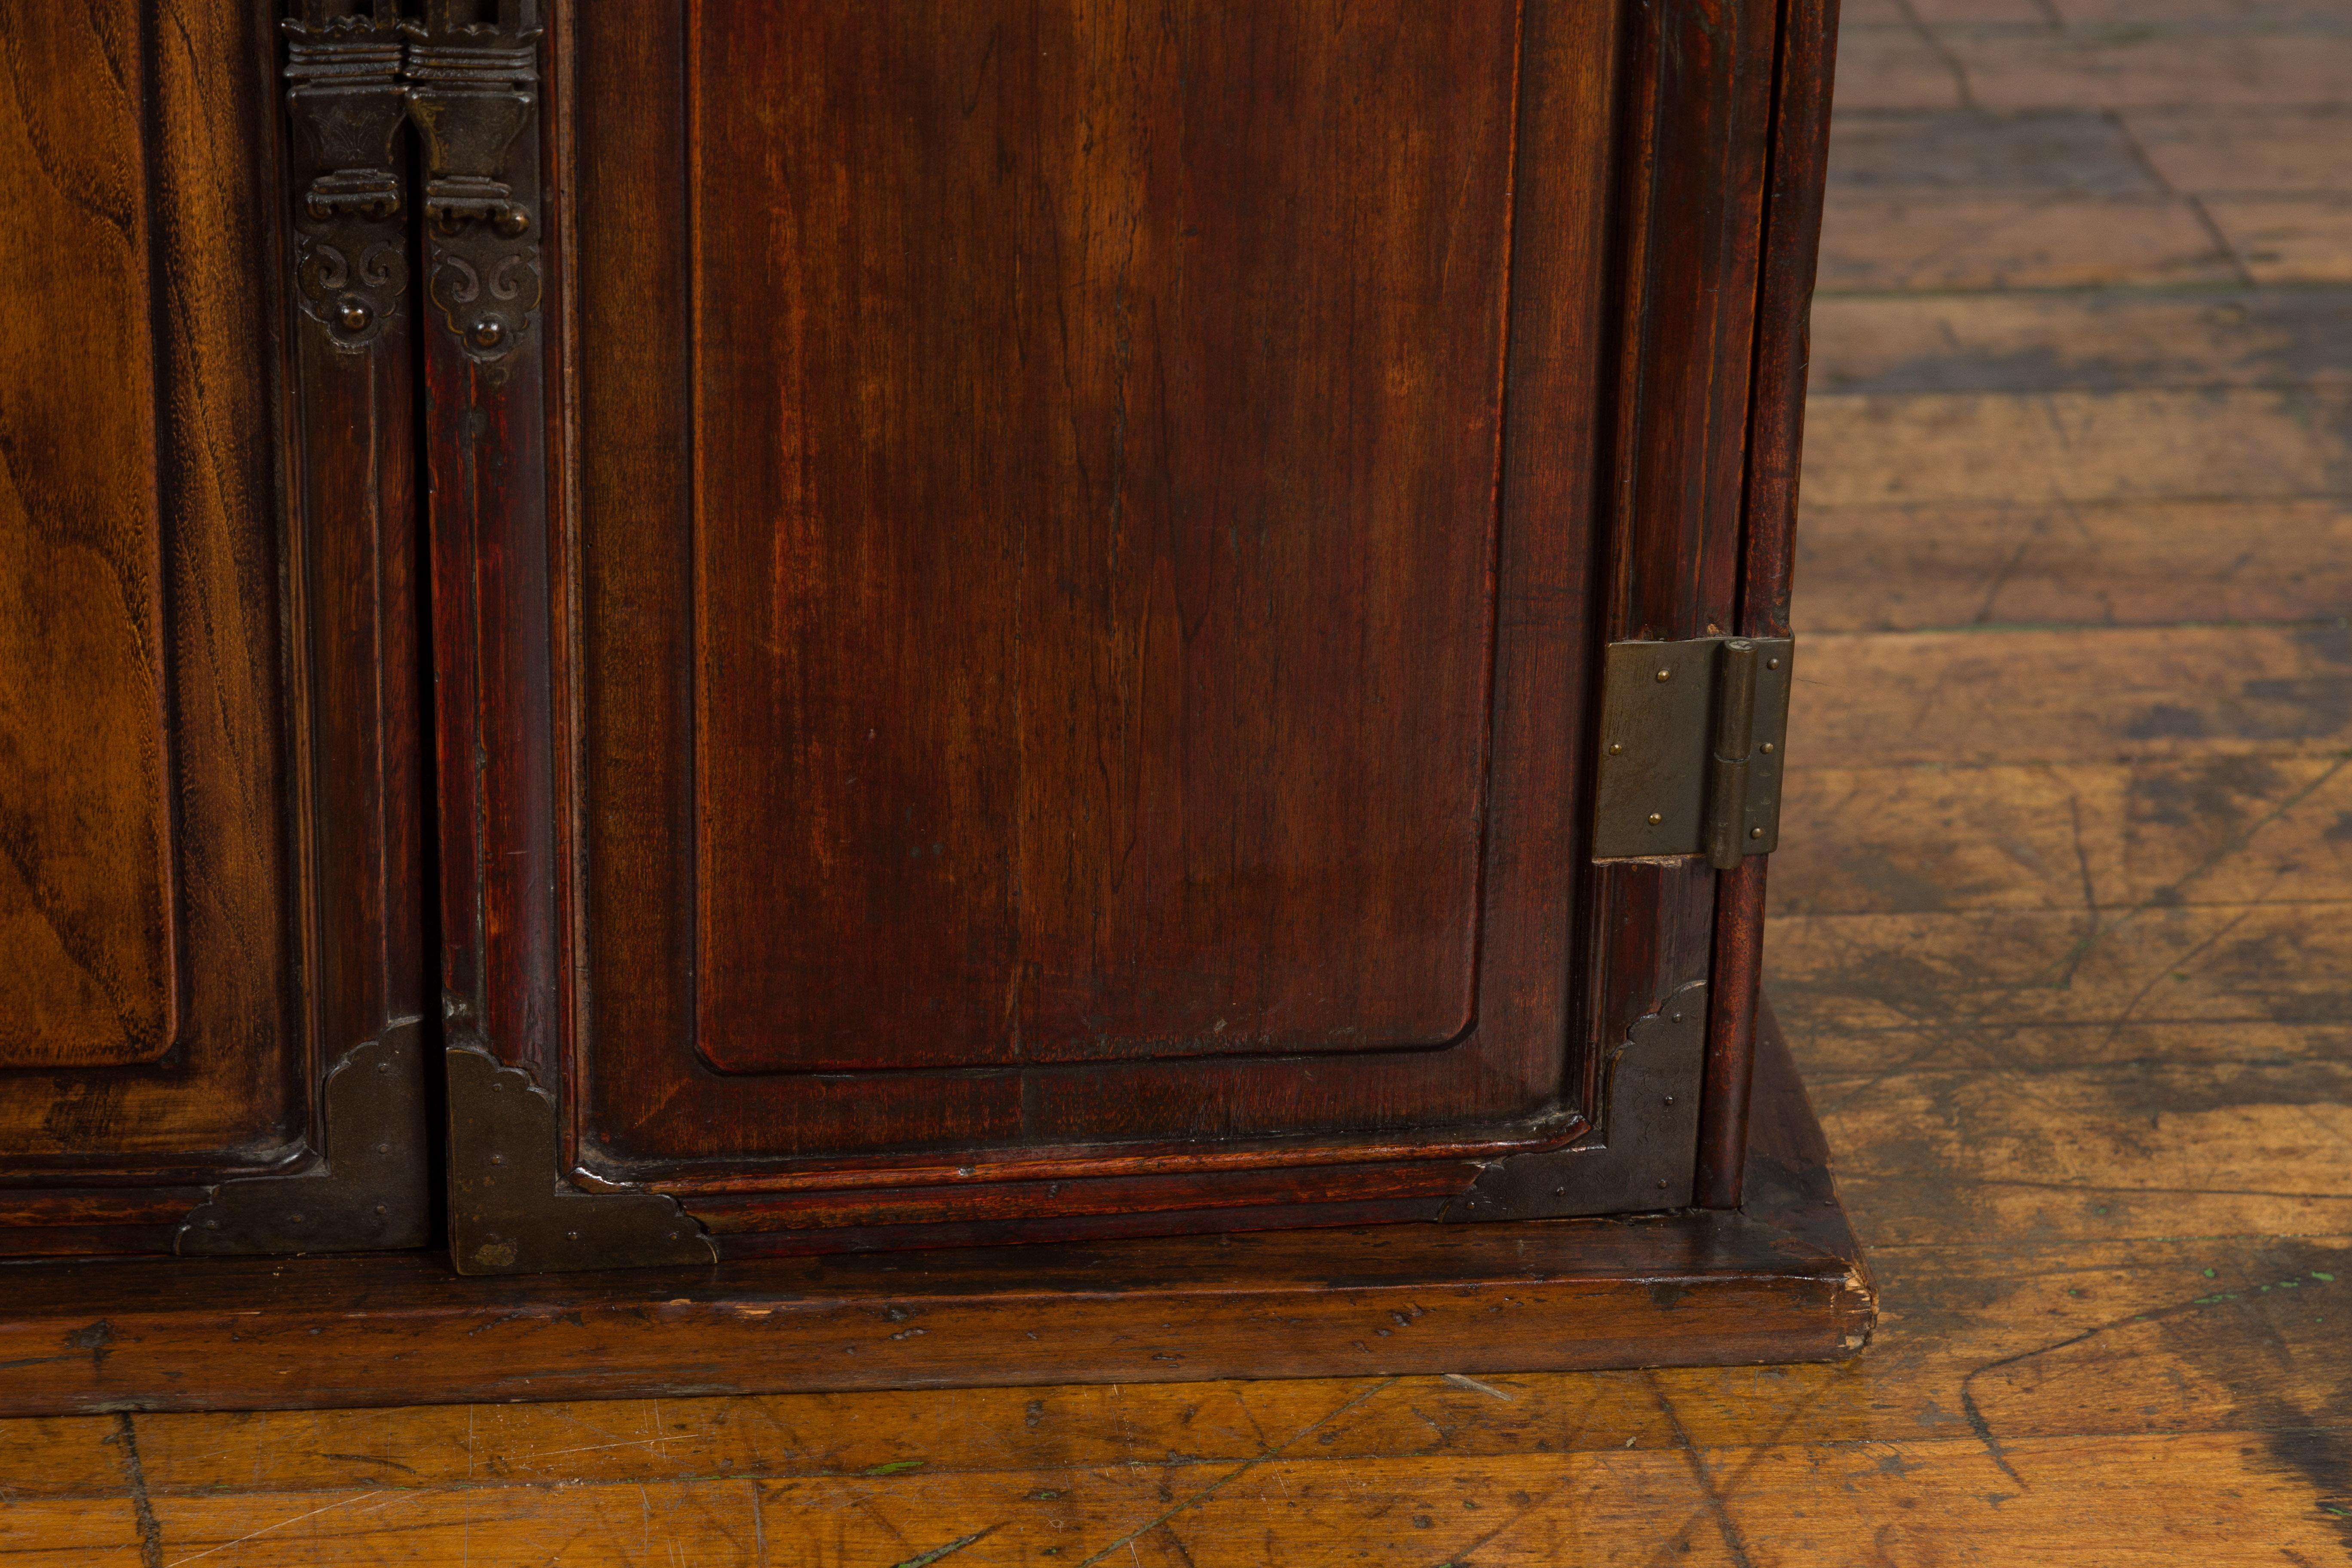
[0,0,1865,1410]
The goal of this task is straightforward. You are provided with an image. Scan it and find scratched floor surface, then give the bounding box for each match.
[6,1,2352,1563]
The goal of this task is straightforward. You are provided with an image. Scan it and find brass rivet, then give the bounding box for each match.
[1657,1179,1669,1189]
[1608,743,1623,755]
[566,1231,580,1241]
[1768,657,1781,669]
[1654,668,1672,683]
[204,1219,219,1229]
[288,1213,306,1224]
[1647,812,1662,825]
[378,1061,391,1073]
[338,301,371,332]
[471,318,505,349]
[375,1204,388,1215]
[1760,742,1775,755]
[377,1142,392,1155]
[668,1231,681,1241]
[1664,1095,1675,1106]
[494,207,530,237]
[1672,1012,1684,1023]
[489,1154,504,1166]
[1751,827,1764,839]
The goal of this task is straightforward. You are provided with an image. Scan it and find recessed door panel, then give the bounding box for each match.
[570,0,1617,1176]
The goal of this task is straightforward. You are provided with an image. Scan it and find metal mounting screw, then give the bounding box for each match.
[470,318,505,349]
[338,301,371,332]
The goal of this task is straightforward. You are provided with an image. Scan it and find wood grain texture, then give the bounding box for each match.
[0,1020,1869,1420]
[0,0,305,1191]
[552,0,1790,1246]
[0,0,430,1253]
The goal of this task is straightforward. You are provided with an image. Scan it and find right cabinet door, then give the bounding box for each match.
[439,0,1785,1267]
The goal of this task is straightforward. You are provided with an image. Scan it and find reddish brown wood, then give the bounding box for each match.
[0,998,1868,1415]
[1582,0,1785,1160]
[1696,0,1844,1209]
[555,0,1642,1231]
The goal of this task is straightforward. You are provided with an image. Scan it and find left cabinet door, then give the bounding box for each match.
[0,1,428,1257]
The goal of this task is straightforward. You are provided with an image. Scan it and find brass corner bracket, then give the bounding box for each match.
[446,1047,716,1276]
[178,1023,431,1255]
[1445,980,1708,1222]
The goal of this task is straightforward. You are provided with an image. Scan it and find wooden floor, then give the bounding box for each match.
[8,3,2352,1563]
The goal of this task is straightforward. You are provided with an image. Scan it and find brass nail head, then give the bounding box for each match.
[1654,668,1671,683]
[338,301,371,332]
[471,318,505,349]
[1647,812,1662,825]
[1608,743,1623,755]
[1751,827,1764,839]
[1761,741,1775,754]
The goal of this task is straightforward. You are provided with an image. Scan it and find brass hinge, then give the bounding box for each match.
[1591,636,1794,868]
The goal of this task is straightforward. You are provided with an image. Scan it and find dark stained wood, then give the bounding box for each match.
[553,0,1743,1240]
[0,999,1869,1417]
[1697,0,1844,1209]
[0,1,429,1256]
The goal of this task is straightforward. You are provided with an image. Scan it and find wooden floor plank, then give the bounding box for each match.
[1943,28,2352,112]
[2123,107,2352,194]
[1803,388,2352,507]
[1809,291,2352,395]
[1795,499,2352,629]
[1816,192,2239,291]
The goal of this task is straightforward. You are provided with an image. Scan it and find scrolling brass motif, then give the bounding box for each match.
[282,0,413,347]
[405,0,542,369]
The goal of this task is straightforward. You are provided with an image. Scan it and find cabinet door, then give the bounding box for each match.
[0,1,428,1257]
[439,0,1786,1269]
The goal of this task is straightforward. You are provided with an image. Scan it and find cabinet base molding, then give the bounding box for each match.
[0,1009,1867,1416]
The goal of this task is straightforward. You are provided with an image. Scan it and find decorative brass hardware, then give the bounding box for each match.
[178,1024,431,1255]
[406,0,542,369]
[1446,982,1708,1219]
[1591,636,1794,866]
[446,1047,717,1276]
[282,0,413,348]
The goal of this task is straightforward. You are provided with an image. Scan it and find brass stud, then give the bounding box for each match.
[493,207,530,238]
[470,318,505,349]
[566,1231,580,1241]
[1663,1095,1675,1106]
[1647,812,1662,825]
[288,1213,306,1225]
[375,1204,388,1215]
[1767,657,1781,669]
[1654,668,1672,683]
[1751,827,1765,839]
[338,301,371,332]
[1760,742,1775,755]
[489,1153,504,1166]
[1608,743,1623,755]
[376,1142,392,1155]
